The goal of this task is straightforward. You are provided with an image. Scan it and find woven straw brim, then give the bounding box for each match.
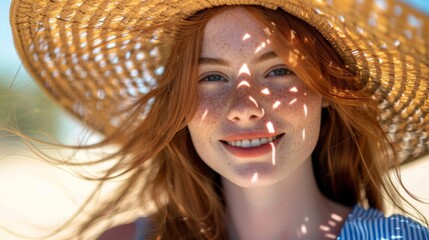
[10,0,429,163]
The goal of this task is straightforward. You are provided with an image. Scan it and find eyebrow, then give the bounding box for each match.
[256,51,278,63]
[198,57,229,66]
[198,51,279,66]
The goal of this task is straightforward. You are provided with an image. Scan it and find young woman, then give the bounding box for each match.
[9,0,429,239]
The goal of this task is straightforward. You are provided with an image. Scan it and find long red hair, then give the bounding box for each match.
[67,5,424,239]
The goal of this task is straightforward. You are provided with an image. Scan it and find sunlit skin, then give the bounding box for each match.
[187,7,351,240]
[188,10,322,187]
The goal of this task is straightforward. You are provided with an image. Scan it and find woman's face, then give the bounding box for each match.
[188,7,324,188]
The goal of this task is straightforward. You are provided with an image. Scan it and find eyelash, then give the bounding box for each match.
[199,73,228,82]
[265,66,294,78]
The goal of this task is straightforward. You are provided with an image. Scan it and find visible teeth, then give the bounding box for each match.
[251,139,261,147]
[226,135,281,148]
[242,139,251,148]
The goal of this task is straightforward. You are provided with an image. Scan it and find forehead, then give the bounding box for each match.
[201,7,270,56]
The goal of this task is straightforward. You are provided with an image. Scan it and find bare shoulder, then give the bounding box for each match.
[97,222,136,240]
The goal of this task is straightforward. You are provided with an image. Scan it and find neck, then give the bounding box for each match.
[222,159,351,240]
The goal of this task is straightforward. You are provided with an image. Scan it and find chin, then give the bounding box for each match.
[237,179,280,188]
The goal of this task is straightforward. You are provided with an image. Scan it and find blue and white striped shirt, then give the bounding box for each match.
[338,205,429,239]
[135,205,429,239]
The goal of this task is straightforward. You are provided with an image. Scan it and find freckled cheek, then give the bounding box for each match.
[268,89,322,136]
[192,90,229,123]
[267,92,309,115]
[266,83,321,113]
[293,98,322,147]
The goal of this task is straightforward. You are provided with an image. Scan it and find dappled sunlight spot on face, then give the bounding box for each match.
[273,100,281,109]
[266,121,275,133]
[251,172,259,183]
[261,88,270,95]
[238,63,251,76]
[254,40,269,54]
[248,96,259,108]
[303,104,308,117]
[237,80,251,88]
[290,86,298,92]
[289,98,297,105]
[270,142,276,165]
[201,109,208,122]
[242,33,251,40]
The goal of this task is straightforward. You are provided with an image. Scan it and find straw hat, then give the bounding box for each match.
[9,0,429,163]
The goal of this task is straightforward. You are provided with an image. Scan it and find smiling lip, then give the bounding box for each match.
[221,133,284,158]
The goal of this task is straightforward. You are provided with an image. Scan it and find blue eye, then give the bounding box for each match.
[200,74,227,82]
[266,68,293,77]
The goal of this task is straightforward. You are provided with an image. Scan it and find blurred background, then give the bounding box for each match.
[1,0,429,239]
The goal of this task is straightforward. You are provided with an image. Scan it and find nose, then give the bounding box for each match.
[227,82,265,123]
